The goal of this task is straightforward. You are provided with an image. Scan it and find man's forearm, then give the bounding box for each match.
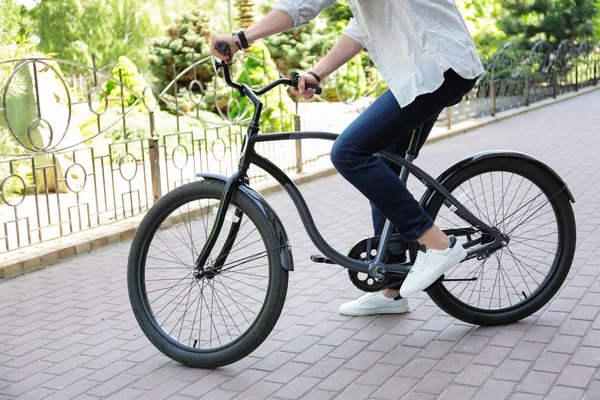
[312,35,364,80]
[245,10,295,42]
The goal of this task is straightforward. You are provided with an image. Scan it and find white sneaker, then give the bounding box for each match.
[400,236,467,298]
[339,292,410,316]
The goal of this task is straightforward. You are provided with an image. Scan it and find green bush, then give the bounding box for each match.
[148,10,214,93]
[230,43,295,132]
[104,56,157,111]
[324,53,367,102]
[262,21,337,76]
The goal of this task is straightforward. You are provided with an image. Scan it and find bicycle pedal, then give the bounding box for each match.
[310,254,336,264]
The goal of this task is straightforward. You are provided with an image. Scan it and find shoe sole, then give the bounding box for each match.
[400,248,467,298]
[339,305,410,316]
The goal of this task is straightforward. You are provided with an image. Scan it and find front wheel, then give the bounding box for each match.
[128,179,289,367]
[423,156,576,326]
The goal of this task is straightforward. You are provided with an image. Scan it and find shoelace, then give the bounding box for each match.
[359,292,381,303]
[410,251,432,275]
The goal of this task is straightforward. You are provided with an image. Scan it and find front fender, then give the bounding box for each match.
[419,150,575,210]
[197,173,294,271]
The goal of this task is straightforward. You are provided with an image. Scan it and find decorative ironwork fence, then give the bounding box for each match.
[1,40,598,253]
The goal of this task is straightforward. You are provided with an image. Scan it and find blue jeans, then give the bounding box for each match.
[330,69,477,241]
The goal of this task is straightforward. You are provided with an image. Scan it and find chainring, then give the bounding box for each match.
[347,239,405,292]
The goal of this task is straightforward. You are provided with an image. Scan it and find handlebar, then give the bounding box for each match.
[214,41,323,96]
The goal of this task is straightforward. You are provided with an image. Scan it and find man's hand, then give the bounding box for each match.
[291,73,320,100]
[210,33,239,64]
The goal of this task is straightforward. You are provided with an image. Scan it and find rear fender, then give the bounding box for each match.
[419,150,575,210]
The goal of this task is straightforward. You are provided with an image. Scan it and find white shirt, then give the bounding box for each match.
[274,0,485,107]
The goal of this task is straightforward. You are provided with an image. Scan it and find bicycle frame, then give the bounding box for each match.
[194,61,507,279]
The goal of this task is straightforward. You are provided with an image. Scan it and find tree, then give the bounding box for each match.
[29,0,168,68]
[496,0,598,43]
[0,0,26,45]
[458,0,506,54]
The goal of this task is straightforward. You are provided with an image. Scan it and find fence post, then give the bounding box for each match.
[490,81,496,117]
[294,114,303,174]
[553,70,557,99]
[445,107,452,130]
[525,76,530,106]
[595,60,597,86]
[148,136,162,203]
[575,61,579,92]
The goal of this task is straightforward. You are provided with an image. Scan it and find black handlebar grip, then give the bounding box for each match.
[216,41,230,56]
[306,84,323,95]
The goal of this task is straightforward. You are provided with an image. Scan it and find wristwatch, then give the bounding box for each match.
[233,29,250,49]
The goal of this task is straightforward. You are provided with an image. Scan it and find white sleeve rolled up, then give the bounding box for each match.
[273,0,336,28]
[342,17,365,48]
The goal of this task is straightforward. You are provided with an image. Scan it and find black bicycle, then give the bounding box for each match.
[128,46,576,368]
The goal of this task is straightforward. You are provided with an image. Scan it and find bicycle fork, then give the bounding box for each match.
[193,170,246,277]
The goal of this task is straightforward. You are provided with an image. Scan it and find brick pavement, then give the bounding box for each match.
[1,90,600,399]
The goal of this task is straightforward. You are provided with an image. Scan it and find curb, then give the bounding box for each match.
[1,86,598,281]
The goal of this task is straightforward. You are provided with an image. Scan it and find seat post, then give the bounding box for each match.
[406,125,424,158]
[372,124,425,268]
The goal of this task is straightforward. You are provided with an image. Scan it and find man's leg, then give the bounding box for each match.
[337,70,476,315]
[335,91,443,316]
[371,117,438,236]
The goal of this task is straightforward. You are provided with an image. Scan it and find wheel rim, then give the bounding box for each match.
[137,194,275,352]
[432,169,563,312]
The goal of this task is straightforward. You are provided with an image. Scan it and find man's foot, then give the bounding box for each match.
[339,292,410,316]
[399,236,467,298]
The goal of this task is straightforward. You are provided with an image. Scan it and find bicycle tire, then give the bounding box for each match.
[423,156,576,326]
[128,179,288,367]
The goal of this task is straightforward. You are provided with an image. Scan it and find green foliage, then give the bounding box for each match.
[104,56,156,110]
[324,53,367,101]
[496,0,598,43]
[29,0,168,68]
[321,1,352,30]
[0,0,24,45]
[231,43,295,132]
[458,0,507,55]
[262,21,337,76]
[148,10,214,92]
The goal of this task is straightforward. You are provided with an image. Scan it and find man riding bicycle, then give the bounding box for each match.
[211,0,485,316]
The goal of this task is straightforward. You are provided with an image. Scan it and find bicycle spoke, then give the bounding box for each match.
[506,247,541,287]
[511,239,557,256]
[214,274,253,325]
[149,272,193,305]
[206,279,235,342]
[490,172,498,225]
[479,174,492,224]
[506,247,545,281]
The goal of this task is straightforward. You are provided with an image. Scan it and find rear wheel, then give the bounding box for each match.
[128,180,289,367]
[423,156,576,326]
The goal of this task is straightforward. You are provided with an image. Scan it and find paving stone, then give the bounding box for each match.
[438,384,478,400]
[532,351,570,373]
[454,364,497,389]
[373,376,418,400]
[493,359,532,381]
[518,371,557,395]
[546,386,585,400]
[473,379,516,400]
[413,371,456,396]
[555,364,595,389]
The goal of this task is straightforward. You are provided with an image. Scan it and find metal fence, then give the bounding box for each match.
[1,39,599,253]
